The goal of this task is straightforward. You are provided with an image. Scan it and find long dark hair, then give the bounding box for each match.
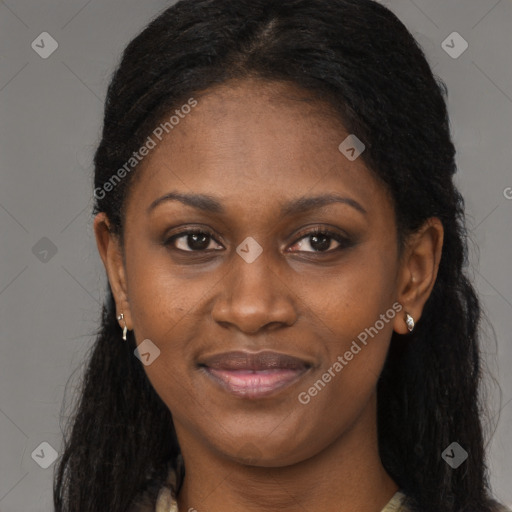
[54,0,504,510]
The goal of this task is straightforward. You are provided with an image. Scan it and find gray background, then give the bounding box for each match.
[0,0,511,510]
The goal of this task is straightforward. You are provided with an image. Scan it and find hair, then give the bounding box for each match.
[53,0,505,511]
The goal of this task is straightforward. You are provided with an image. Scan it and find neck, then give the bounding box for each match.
[175,394,399,512]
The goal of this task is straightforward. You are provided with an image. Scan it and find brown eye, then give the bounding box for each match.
[165,229,223,252]
[289,228,352,253]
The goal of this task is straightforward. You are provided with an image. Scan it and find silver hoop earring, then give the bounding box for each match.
[117,313,128,341]
[405,312,415,332]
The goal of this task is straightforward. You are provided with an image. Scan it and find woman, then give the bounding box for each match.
[53,0,510,511]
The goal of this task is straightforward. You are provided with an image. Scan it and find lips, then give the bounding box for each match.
[199,351,312,399]
[201,351,310,371]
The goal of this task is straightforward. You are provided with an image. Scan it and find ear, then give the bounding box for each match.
[393,217,444,335]
[93,212,132,331]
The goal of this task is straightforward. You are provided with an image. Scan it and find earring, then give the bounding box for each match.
[117,313,128,341]
[405,312,415,332]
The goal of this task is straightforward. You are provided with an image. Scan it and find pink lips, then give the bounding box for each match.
[199,351,311,399]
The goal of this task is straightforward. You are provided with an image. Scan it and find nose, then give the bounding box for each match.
[211,251,298,334]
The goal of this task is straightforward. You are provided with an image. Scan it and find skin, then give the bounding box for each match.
[94,78,443,512]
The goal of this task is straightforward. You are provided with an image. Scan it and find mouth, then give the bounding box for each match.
[198,350,313,399]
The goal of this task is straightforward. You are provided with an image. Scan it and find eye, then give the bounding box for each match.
[164,226,353,254]
[164,228,223,252]
[288,227,352,253]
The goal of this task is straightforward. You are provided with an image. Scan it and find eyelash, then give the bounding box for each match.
[163,226,352,254]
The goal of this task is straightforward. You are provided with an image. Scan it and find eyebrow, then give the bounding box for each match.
[147,191,367,216]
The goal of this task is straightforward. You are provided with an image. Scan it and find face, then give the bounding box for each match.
[98,79,416,467]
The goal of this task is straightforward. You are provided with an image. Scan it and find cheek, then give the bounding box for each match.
[123,251,208,391]
[123,243,232,404]
[126,249,211,340]
[299,242,398,402]
[305,242,398,344]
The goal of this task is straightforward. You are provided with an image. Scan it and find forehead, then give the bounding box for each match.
[125,79,391,222]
